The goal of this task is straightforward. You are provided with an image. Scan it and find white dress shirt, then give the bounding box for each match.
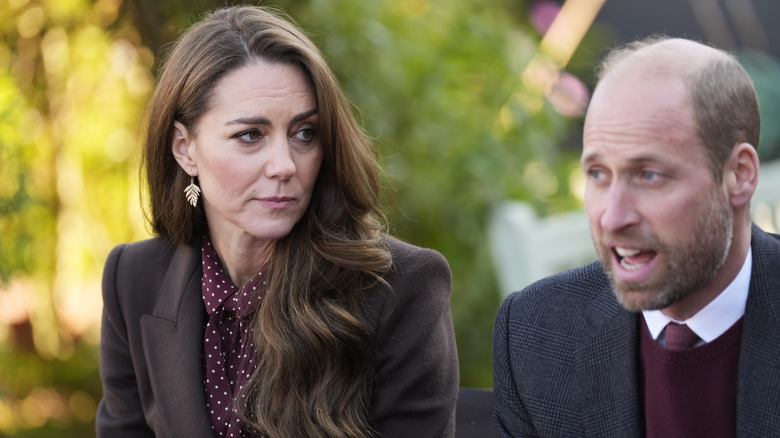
[643,247,752,346]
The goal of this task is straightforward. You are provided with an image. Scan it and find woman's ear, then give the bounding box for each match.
[726,142,759,208]
[172,121,197,175]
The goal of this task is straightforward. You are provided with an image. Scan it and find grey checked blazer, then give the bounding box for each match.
[493,225,780,437]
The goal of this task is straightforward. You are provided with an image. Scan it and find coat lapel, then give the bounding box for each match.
[140,241,215,437]
[577,285,644,437]
[736,226,780,434]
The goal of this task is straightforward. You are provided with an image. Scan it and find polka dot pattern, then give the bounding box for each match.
[201,232,267,438]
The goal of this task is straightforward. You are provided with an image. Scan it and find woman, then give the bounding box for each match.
[96,6,458,438]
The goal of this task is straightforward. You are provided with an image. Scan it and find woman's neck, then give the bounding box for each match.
[209,230,273,288]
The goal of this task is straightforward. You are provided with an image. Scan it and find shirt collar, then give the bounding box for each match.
[643,246,751,343]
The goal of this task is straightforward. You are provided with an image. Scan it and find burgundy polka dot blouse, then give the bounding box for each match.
[201,232,267,438]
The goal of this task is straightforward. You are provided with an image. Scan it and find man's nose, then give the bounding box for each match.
[600,182,641,232]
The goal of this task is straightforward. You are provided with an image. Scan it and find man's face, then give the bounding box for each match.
[581,75,733,312]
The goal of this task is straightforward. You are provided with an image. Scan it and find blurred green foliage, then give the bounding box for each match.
[1,0,155,434]
[278,0,583,386]
[0,0,583,435]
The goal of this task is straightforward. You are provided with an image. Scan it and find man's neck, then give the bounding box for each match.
[662,223,751,321]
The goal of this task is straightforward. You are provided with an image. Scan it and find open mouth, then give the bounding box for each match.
[614,247,656,270]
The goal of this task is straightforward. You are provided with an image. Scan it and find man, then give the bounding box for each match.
[493,36,780,437]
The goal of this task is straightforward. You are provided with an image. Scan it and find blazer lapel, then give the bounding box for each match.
[140,242,215,437]
[577,287,644,437]
[737,226,780,434]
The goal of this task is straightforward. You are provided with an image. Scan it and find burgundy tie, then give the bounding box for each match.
[665,322,699,349]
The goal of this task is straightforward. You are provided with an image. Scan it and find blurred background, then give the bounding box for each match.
[1,0,777,436]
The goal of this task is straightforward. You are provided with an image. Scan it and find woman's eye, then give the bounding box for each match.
[294,127,316,142]
[234,130,261,143]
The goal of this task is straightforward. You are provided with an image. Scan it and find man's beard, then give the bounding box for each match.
[594,190,733,312]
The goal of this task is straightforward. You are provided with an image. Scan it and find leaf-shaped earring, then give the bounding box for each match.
[184,176,201,207]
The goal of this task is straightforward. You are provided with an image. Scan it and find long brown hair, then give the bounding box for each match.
[142,6,392,437]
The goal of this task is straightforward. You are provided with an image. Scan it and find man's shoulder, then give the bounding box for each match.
[499,261,612,322]
[749,225,780,287]
[752,225,780,258]
[494,261,622,389]
[747,225,780,310]
[506,261,609,303]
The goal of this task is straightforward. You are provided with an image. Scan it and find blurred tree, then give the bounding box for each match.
[1,0,154,435]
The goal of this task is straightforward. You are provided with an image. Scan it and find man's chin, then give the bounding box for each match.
[615,290,652,312]
[612,285,677,313]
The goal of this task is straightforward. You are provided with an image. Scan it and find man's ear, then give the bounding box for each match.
[172,121,197,175]
[725,142,759,208]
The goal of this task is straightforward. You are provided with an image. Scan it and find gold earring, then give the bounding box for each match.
[184,176,201,207]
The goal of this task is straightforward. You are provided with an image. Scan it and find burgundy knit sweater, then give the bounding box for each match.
[640,318,743,438]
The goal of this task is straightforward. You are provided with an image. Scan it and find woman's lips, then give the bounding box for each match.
[257,196,295,209]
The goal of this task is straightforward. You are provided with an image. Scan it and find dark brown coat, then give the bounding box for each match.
[97,236,458,437]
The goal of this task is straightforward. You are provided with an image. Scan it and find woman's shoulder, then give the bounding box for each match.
[105,236,200,275]
[382,235,450,275]
[367,235,452,313]
[102,237,190,307]
[107,236,179,263]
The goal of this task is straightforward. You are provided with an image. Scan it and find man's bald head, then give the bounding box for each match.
[597,37,727,83]
[591,36,760,181]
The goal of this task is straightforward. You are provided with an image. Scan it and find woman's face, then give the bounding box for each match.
[173,61,322,252]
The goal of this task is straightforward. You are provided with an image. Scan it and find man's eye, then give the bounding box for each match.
[588,169,604,180]
[641,170,661,181]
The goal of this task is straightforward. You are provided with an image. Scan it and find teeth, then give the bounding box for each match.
[615,247,645,270]
[620,258,643,270]
[615,247,641,257]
